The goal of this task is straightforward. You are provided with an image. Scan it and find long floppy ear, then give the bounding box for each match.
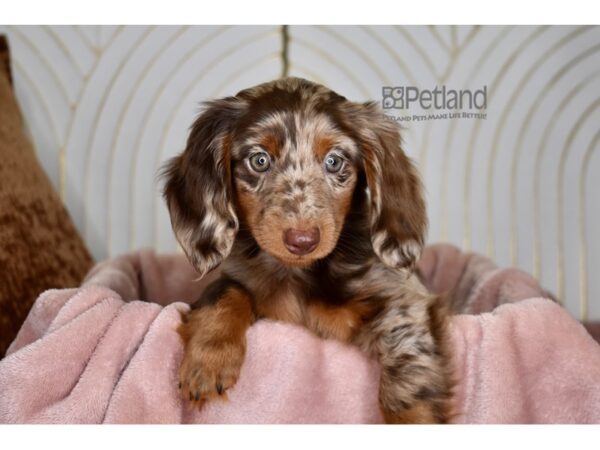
[162,97,245,278]
[343,101,427,270]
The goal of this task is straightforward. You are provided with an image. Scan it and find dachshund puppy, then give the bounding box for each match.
[162,77,454,423]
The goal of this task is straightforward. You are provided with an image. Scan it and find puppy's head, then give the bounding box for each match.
[162,78,426,277]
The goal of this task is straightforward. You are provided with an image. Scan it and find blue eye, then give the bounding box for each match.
[249,152,271,172]
[324,154,343,173]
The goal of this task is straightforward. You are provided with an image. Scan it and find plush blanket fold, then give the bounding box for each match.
[1,244,599,423]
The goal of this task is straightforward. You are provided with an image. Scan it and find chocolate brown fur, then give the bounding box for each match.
[164,77,454,423]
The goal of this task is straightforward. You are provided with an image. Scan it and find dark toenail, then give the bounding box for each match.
[178,382,181,389]
[195,392,200,401]
[216,383,224,395]
[189,392,193,401]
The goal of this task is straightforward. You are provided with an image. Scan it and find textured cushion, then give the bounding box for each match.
[0,35,94,357]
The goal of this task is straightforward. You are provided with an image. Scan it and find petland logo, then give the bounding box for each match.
[382,85,488,122]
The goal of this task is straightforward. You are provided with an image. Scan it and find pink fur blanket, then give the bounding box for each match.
[1,244,599,423]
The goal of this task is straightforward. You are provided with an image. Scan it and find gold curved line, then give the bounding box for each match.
[280,25,289,78]
[526,29,598,287]
[531,73,600,311]
[82,26,156,245]
[463,26,549,254]
[461,26,517,247]
[436,25,486,240]
[456,26,481,54]
[579,128,600,320]
[287,62,328,85]
[510,44,600,267]
[428,25,451,53]
[439,25,514,244]
[419,25,481,184]
[127,25,233,250]
[463,26,515,100]
[5,26,122,209]
[7,26,72,104]
[42,26,86,78]
[486,26,591,261]
[100,25,125,52]
[439,25,482,82]
[364,26,420,84]
[438,118,459,241]
[105,26,190,256]
[316,26,393,85]
[556,97,600,307]
[100,26,125,50]
[291,36,372,98]
[451,26,458,53]
[11,60,61,153]
[423,26,484,218]
[392,26,438,81]
[44,26,89,75]
[76,25,96,51]
[437,105,466,240]
[60,26,123,200]
[533,79,600,285]
[211,53,281,98]
[148,28,279,249]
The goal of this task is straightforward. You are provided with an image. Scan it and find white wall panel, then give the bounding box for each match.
[0,25,598,320]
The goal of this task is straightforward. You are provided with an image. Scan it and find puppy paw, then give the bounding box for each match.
[178,338,245,408]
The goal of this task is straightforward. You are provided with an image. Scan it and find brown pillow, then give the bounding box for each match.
[0,35,94,357]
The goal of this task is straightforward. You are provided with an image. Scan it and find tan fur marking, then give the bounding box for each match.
[178,288,253,406]
[255,288,304,324]
[383,401,438,424]
[259,133,282,158]
[235,185,260,218]
[313,135,336,160]
[305,301,364,342]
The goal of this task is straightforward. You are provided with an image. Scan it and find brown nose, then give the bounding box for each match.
[283,227,320,255]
